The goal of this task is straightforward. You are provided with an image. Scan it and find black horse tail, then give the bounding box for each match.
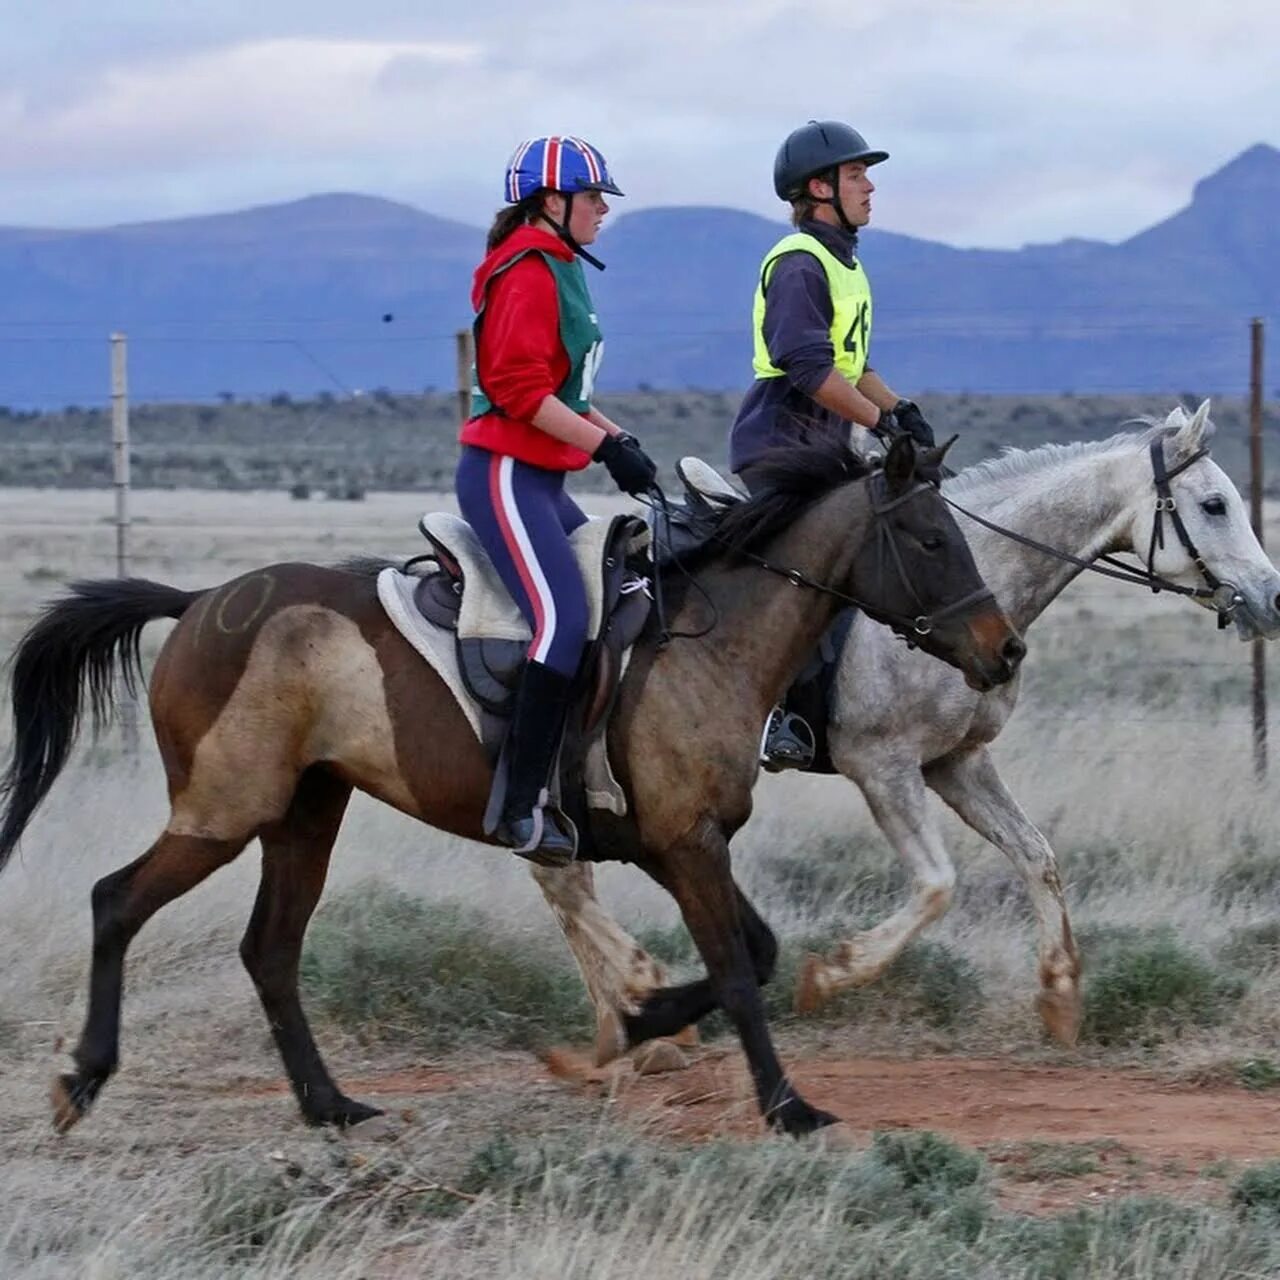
[0,578,200,872]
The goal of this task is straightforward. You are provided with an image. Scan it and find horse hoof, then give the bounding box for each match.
[50,1074,89,1135]
[305,1099,384,1129]
[769,1094,839,1137]
[1036,985,1082,1047]
[794,954,827,1015]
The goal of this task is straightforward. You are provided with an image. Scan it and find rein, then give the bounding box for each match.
[941,441,1242,627]
[643,473,995,648]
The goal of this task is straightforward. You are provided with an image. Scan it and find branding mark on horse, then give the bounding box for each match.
[215,573,277,635]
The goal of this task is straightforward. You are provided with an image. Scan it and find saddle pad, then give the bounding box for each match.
[376,565,631,815]
[377,566,485,740]
[418,511,648,645]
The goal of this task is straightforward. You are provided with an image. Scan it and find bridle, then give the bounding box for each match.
[940,440,1243,629]
[643,472,996,648]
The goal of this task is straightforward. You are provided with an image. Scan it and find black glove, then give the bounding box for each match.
[593,432,658,497]
[891,400,936,448]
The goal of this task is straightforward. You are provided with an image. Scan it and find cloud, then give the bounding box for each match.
[0,38,482,175]
[0,1,1277,246]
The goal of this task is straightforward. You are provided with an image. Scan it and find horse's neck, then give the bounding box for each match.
[955,450,1141,632]
[689,489,867,707]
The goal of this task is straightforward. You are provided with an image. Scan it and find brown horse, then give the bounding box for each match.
[0,435,1024,1136]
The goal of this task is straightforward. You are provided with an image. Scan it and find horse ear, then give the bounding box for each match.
[918,434,959,474]
[1171,398,1213,459]
[884,434,916,494]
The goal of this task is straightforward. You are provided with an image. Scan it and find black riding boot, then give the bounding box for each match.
[493,660,578,865]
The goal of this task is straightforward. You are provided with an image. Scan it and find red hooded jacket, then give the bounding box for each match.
[459,224,594,471]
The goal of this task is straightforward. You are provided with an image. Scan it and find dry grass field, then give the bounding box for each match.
[5,483,1280,1277]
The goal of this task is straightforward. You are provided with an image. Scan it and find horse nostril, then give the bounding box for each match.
[1002,636,1027,667]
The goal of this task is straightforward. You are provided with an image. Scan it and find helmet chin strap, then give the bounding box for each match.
[814,166,859,235]
[537,195,607,271]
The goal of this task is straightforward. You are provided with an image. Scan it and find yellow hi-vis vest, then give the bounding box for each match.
[751,232,873,384]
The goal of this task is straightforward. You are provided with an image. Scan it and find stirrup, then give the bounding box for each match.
[494,796,578,868]
[759,707,816,773]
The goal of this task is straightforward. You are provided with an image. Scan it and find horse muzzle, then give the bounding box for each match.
[959,614,1026,690]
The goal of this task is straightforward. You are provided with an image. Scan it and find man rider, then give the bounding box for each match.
[729,120,938,771]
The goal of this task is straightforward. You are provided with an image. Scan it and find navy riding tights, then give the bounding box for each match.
[455,445,590,678]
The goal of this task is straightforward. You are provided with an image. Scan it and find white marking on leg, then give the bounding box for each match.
[799,762,956,1004]
[926,747,1081,1044]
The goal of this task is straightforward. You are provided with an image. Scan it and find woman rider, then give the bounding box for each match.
[730,120,938,770]
[457,135,659,862]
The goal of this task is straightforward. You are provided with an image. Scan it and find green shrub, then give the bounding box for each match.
[1059,842,1131,896]
[870,1130,989,1242]
[874,941,985,1029]
[995,1197,1215,1279]
[300,884,592,1050]
[999,1140,1104,1181]
[1233,1161,1280,1217]
[1220,920,1280,973]
[1237,1057,1280,1091]
[758,837,907,916]
[1213,847,1280,906]
[633,925,983,1032]
[1078,925,1247,1046]
[199,1163,325,1261]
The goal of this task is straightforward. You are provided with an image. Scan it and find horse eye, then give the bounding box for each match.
[1200,496,1227,517]
[921,533,945,552]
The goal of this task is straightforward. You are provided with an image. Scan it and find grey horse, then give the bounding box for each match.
[531,401,1280,1058]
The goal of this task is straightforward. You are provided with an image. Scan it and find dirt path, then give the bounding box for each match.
[281,1050,1280,1212]
[543,1050,1280,1211]
[173,1050,1280,1212]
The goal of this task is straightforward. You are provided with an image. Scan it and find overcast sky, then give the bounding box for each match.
[2,0,1277,248]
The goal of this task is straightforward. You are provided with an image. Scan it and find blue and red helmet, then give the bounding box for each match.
[504,136,624,203]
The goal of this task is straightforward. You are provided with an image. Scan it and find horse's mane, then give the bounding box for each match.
[708,432,873,556]
[943,415,1212,500]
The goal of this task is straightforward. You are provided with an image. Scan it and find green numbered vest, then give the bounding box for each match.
[751,232,873,384]
[471,250,604,416]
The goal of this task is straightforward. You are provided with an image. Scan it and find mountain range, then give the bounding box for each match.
[2,144,1277,408]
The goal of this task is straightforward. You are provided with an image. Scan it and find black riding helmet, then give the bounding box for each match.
[773,120,888,232]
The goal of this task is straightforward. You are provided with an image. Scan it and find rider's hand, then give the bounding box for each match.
[593,432,659,497]
[892,400,936,448]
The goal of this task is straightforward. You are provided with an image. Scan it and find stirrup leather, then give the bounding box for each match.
[759,706,816,773]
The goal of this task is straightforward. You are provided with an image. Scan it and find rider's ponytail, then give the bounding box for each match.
[486,195,541,251]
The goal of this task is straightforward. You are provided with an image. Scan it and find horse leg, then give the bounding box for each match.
[622,884,777,1050]
[530,862,698,1065]
[240,768,377,1126]
[794,761,956,1014]
[647,832,827,1135]
[52,830,251,1133]
[924,746,1081,1045]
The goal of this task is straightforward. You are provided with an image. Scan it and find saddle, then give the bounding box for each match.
[376,511,653,842]
[646,457,744,570]
[410,511,651,728]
